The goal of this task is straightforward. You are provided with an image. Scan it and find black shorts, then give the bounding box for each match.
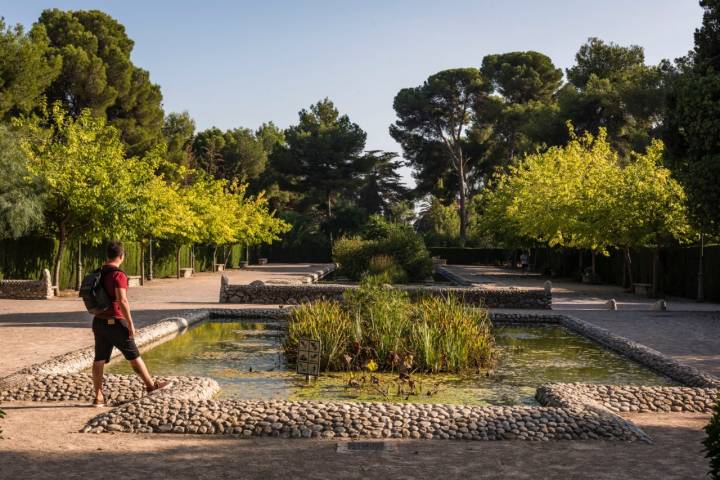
[92,317,140,362]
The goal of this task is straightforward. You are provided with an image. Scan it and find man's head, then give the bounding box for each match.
[106,241,125,265]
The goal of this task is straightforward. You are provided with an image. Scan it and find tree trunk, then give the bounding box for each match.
[140,242,145,286]
[223,245,233,266]
[458,161,467,247]
[698,233,705,302]
[176,245,182,279]
[246,244,250,265]
[190,245,195,272]
[623,247,633,290]
[148,238,154,281]
[52,223,67,292]
[75,240,83,291]
[651,247,660,297]
[591,251,597,277]
[212,245,218,272]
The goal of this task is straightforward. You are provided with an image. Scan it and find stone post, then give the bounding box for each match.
[42,269,53,299]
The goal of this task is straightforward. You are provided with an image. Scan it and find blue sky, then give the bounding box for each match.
[1,1,705,185]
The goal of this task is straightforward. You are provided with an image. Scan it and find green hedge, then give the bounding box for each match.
[0,237,247,290]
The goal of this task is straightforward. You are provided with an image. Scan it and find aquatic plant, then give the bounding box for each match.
[284,300,353,370]
[285,276,495,373]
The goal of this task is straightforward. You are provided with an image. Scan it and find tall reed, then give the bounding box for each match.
[284,276,496,373]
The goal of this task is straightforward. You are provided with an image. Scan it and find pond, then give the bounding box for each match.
[107,318,674,406]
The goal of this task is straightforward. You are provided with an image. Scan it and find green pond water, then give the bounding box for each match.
[107,319,674,406]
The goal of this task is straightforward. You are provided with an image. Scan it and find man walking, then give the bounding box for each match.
[91,241,167,407]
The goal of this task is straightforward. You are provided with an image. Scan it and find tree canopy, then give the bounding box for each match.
[34,9,164,156]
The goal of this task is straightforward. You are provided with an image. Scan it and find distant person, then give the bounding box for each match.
[520,252,529,272]
[90,241,167,407]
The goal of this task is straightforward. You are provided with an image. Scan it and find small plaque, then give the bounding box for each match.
[297,338,321,377]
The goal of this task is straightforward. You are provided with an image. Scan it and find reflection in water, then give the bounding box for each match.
[107,319,674,406]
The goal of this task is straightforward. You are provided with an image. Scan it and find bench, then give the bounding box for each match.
[257,258,268,265]
[127,275,142,287]
[633,283,652,297]
[180,267,194,278]
[214,264,225,272]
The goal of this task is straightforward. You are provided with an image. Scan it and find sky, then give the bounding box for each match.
[0,1,705,185]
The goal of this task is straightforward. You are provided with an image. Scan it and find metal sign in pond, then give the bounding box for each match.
[297,338,321,377]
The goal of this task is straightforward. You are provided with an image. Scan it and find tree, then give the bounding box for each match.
[560,38,666,156]
[221,128,267,182]
[163,111,196,167]
[664,0,720,236]
[16,103,143,288]
[0,125,44,239]
[481,51,563,104]
[191,127,226,177]
[123,148,198,281]
[34,9,164,156]
[478,127,692,281]
[476,51,564,168]
[0,19,60,120]
[356,151,409,216]
[391,68,490,245]
[415,196,460,247]
[281,98,367,218]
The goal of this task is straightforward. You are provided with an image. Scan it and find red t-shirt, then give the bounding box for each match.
[98,266,128,319]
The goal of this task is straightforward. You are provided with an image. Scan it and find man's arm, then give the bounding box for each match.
[116,287,135,338]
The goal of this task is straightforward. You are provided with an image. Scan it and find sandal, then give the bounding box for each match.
[146,380,171,395]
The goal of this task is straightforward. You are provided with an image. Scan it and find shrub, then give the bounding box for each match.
[332,236,376,280]
[367,254,408,284]
[706,398,720,480]
[332,224,433,283]
[284,276,496,373]
[378,229,433,282]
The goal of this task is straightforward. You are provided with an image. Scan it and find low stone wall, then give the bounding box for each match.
[0,373,219,405]
[219,282,551,309]
[82,398,648,441]
[0,269,53,299]
[537,383,719,414]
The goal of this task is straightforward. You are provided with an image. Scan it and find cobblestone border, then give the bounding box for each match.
[537,383,719,414]
[81,398,649,442]
[0,373,219,404]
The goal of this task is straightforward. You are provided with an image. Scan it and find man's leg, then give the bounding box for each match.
[92,360,106,402]
[129,357,154,389]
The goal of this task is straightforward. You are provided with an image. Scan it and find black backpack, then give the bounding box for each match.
[79,266,120,315]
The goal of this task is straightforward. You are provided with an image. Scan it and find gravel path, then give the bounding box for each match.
[0,402,710,479]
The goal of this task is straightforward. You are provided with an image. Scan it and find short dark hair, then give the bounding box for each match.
[107,241,125,259]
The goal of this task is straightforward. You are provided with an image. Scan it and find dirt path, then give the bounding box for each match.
[0,401,710,479]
